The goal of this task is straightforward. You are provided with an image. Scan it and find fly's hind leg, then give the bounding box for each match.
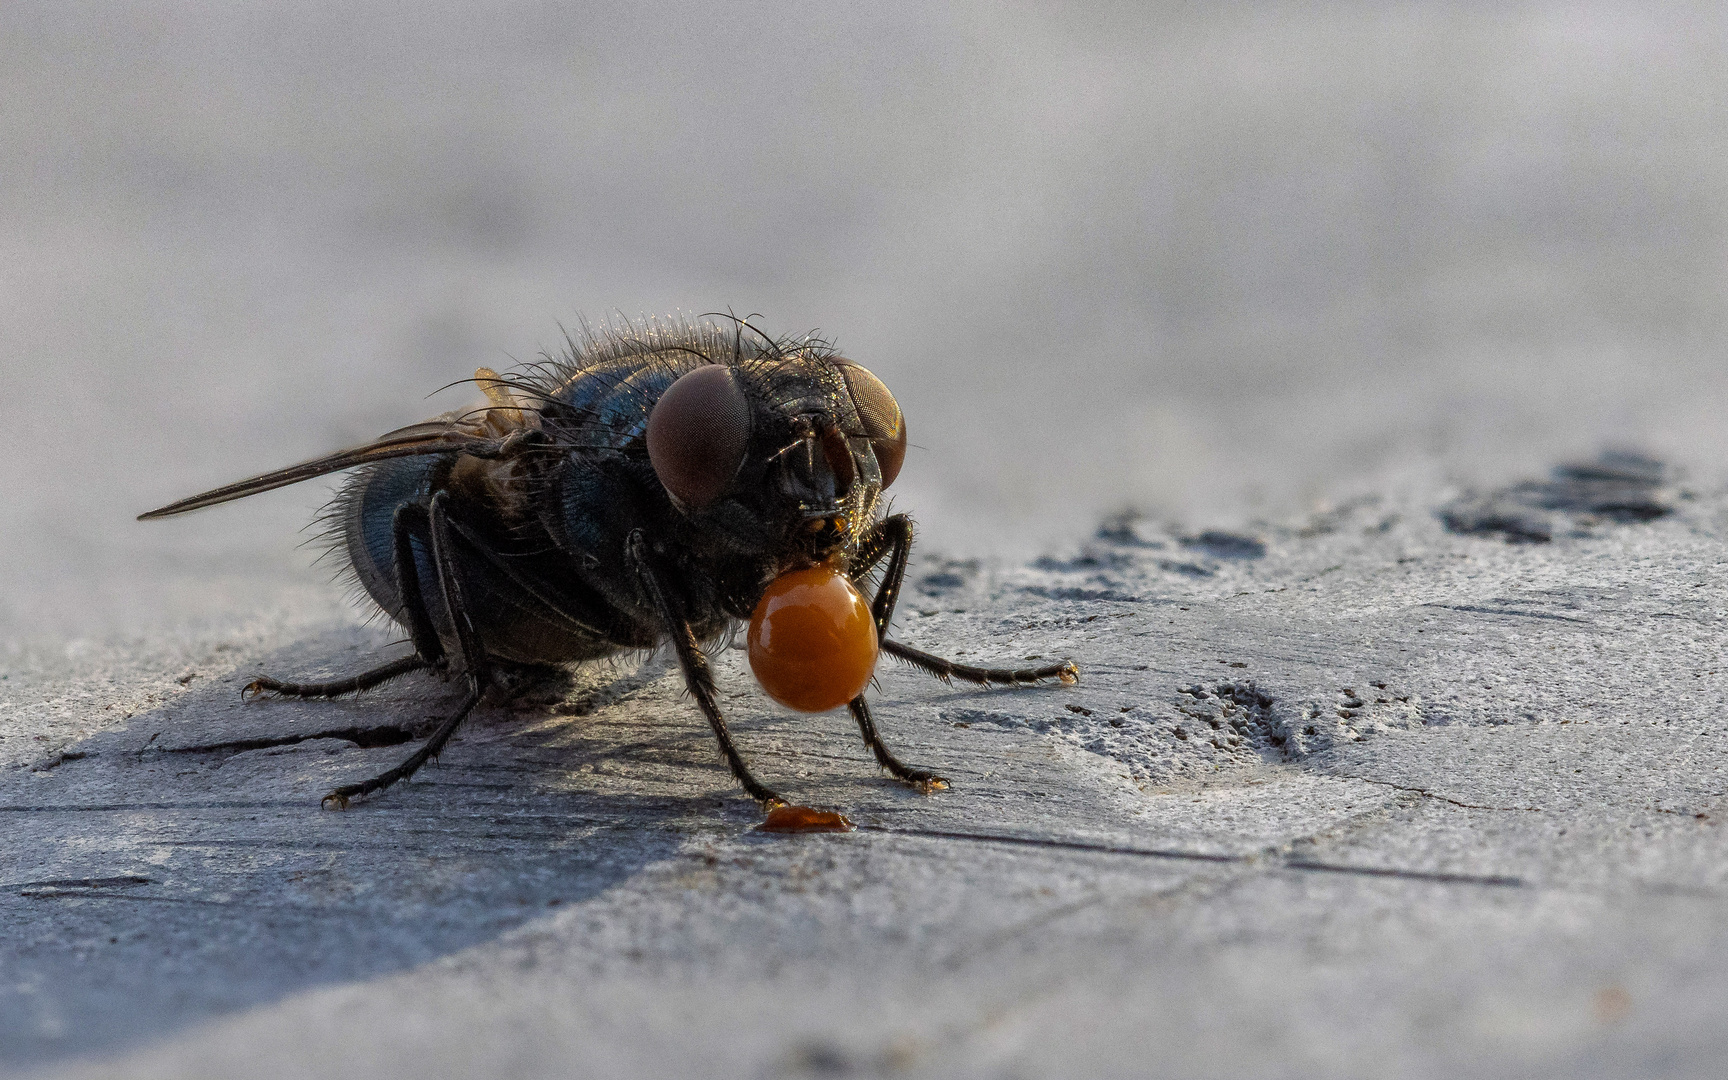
[243,655,429,699]
[245,504,448,701]
[323,491,488,809]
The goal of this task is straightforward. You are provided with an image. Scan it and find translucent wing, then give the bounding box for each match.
[137,418,497,520]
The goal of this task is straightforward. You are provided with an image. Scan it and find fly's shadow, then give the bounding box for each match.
[0,633,706,1072]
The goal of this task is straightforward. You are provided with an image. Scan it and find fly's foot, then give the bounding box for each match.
[915,773,950,793]
[242,677,279,700]
[320,789,352,811]
[877,761,948,793]
[1059,662,1080,686]
[737,770,789,810]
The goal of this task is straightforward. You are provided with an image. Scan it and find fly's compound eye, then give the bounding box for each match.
[832,359,907,489]
[647,364,752,509]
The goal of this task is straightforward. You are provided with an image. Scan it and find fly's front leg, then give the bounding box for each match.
[323,491,488,809]
[626,531,787,809]
[880,640,1079,687]
[856,514,1078,687]
[852,514,912,639]
[845,514,946,790]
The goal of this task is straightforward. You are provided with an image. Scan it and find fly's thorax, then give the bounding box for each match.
[444,452,538,528]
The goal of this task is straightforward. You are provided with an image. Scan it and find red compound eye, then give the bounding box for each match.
[748,566,879,713]
[646,364,752,509]
[832,359,907,489]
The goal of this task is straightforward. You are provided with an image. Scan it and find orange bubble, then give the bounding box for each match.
[757,805,855,832]
[748,566,878,712]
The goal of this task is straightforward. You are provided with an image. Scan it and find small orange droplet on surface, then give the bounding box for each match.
[748,566,878,712]
[758,804,855,833]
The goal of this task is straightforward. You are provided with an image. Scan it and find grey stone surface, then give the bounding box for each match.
[10,5,1728,1075]
[7,471,1728,1078]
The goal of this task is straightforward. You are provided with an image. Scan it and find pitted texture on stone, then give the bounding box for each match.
[1440,450,1675,543]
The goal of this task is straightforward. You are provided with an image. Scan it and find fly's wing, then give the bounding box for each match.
[137,418,497,520]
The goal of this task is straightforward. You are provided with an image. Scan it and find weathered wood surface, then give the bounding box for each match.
[6,471,1728,1078]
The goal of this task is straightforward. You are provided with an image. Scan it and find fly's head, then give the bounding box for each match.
[645,349,907,571]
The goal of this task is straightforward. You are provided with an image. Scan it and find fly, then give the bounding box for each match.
[140,316,1079,812]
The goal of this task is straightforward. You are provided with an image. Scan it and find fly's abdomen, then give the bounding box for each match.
[336,453,630,665]
[335,456,440,624]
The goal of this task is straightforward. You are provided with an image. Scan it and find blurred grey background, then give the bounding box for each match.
[4,0,1726,631]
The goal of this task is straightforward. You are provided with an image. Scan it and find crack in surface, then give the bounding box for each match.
[28,750,88,772]
[855,824,1245,864]
[0,801,303,813]
[856,824,1530,888]
[5,875,151,892]
[12,892,256,907]
[159,725,418,755]
[1421,603,1591,626]
[1281,860,1524,887]
[1338,774,1544,812]
[935,892,1115,970]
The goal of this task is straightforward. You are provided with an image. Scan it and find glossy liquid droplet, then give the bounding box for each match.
[758,805,855,833]
[748,566,878,713]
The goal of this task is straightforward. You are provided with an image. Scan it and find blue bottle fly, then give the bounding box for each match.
[142,316,1077,812]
